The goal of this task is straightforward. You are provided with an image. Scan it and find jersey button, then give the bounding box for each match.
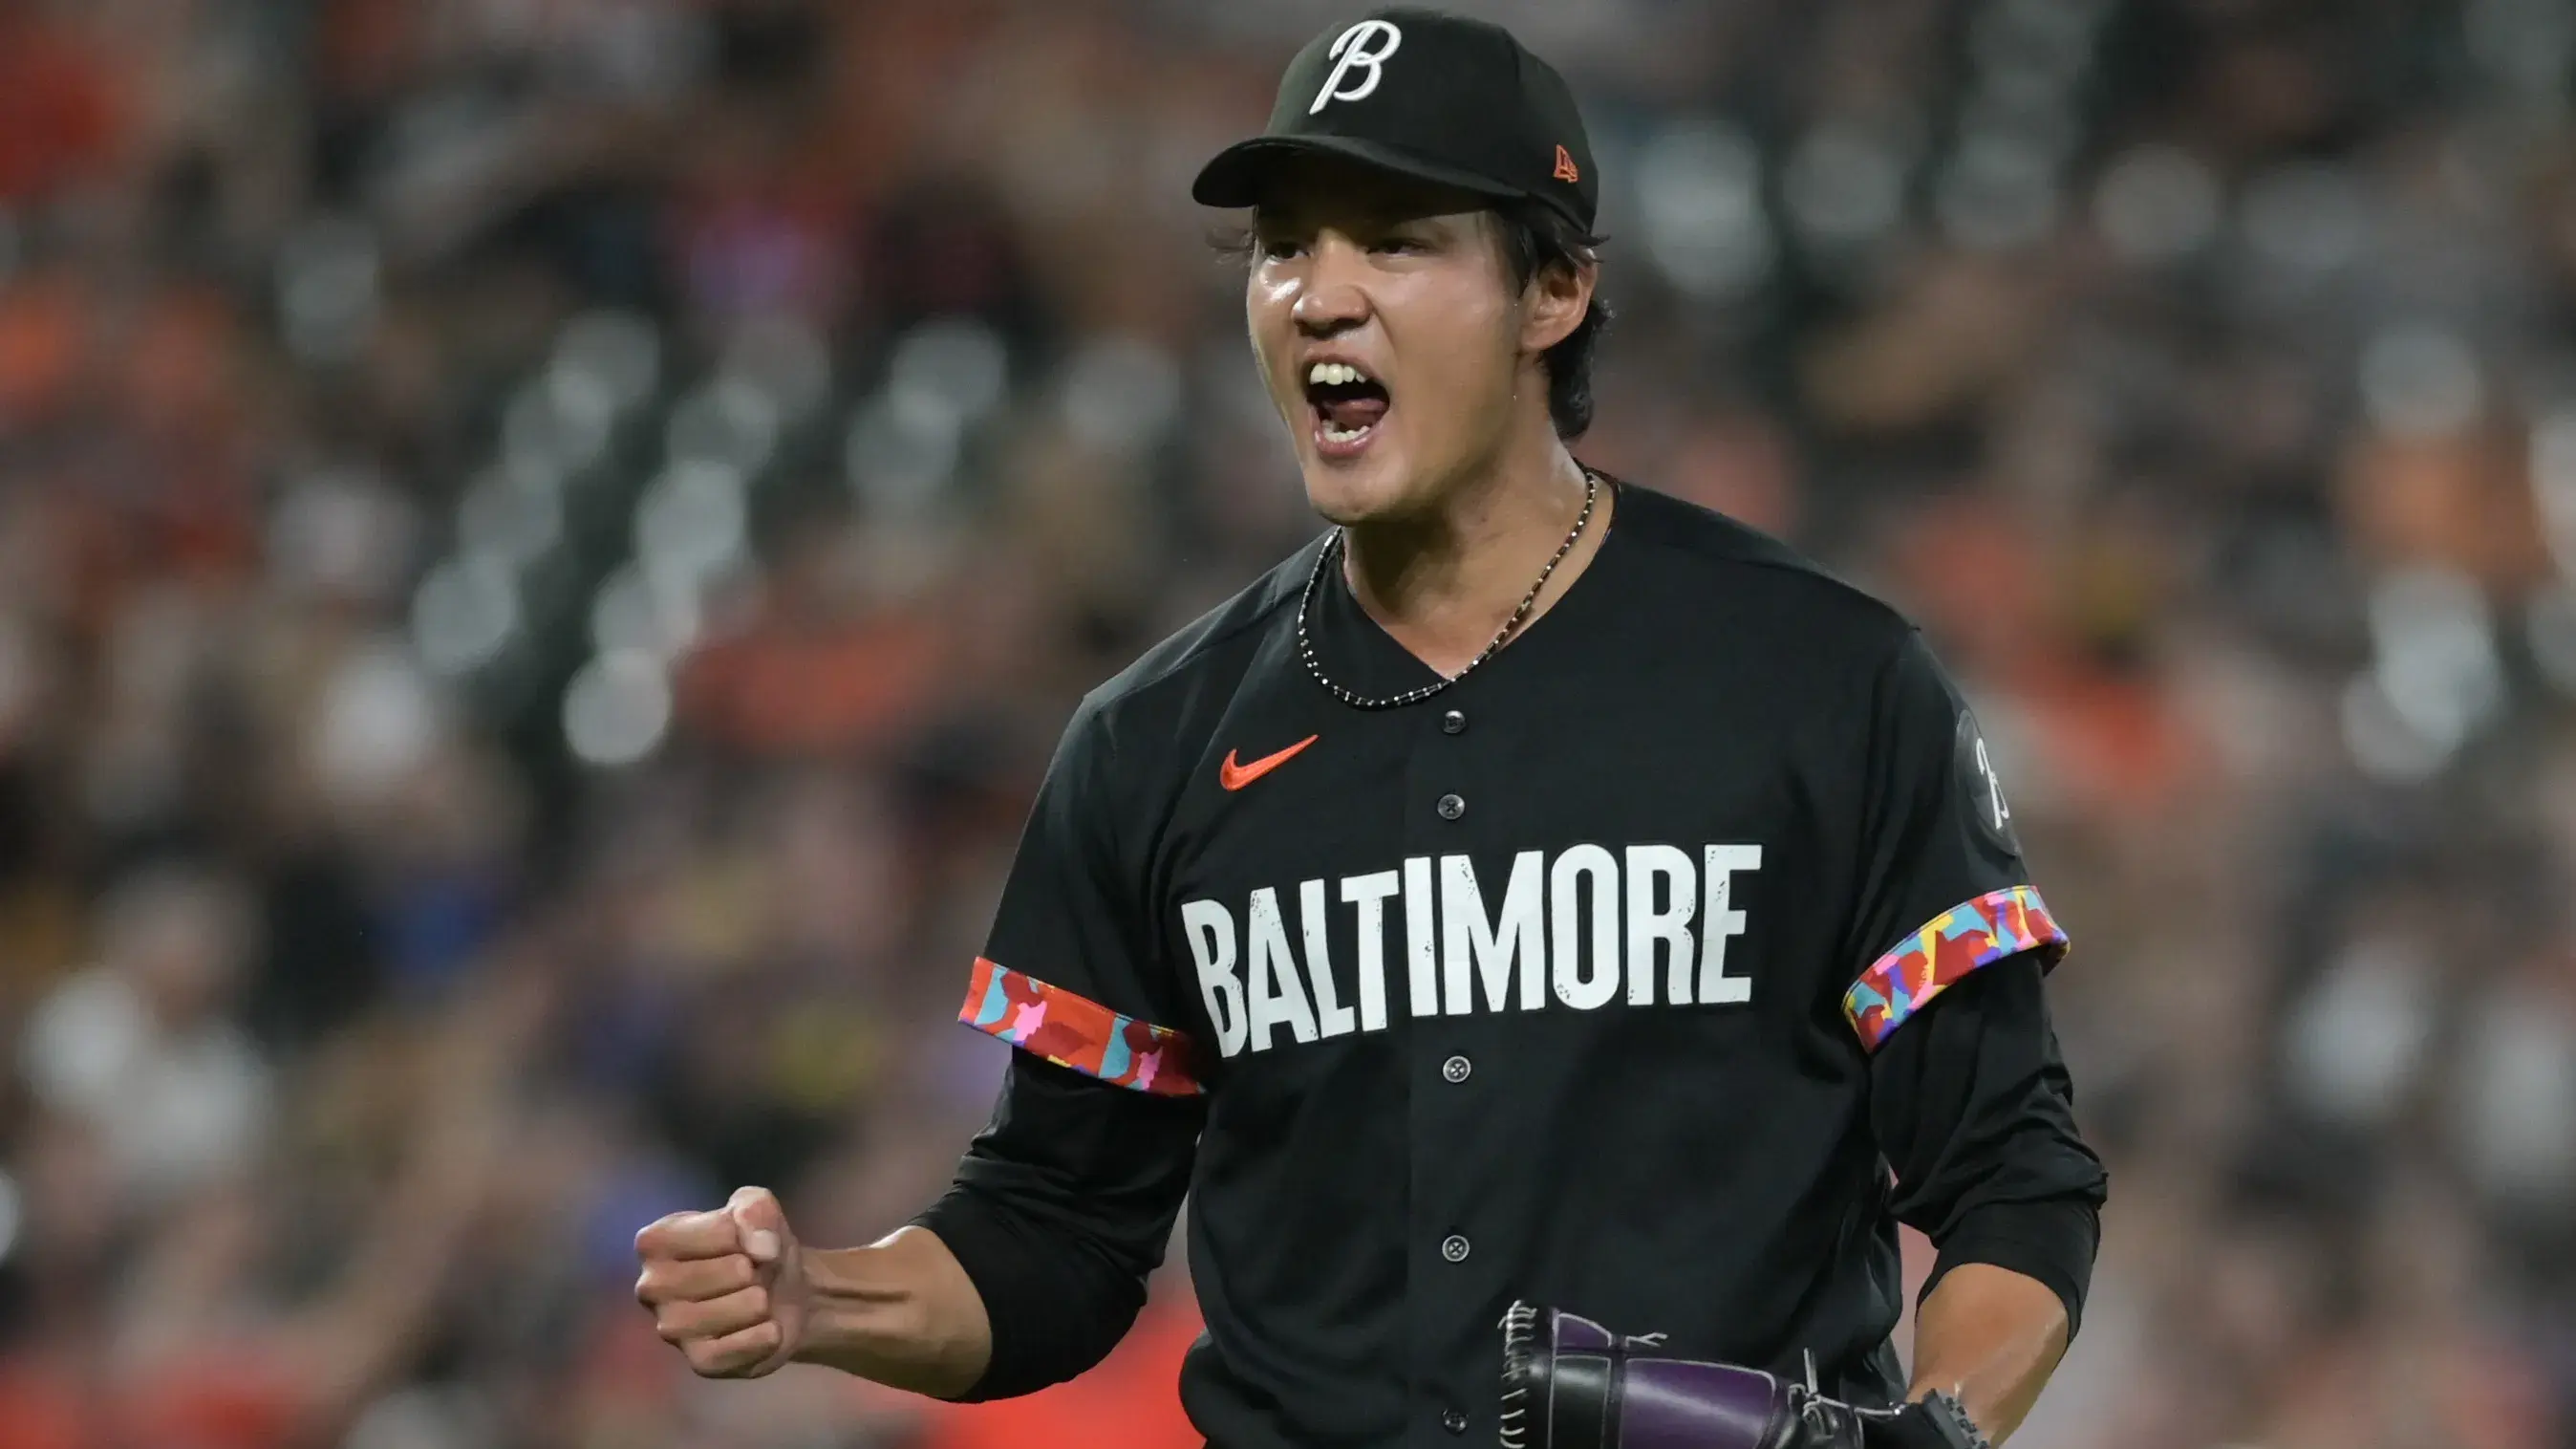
[1440,1233,1470,1263]
[1441,1408,1470,1435]
[1435,792,1466,820]
[1441,1054,1471,1084]
[1441,708,1467,735]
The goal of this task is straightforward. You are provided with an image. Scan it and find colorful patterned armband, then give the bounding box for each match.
[958,957,1204,1096]
[1844,885,2068,1052]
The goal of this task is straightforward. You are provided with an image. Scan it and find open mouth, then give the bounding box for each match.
[1303,360,1390,456]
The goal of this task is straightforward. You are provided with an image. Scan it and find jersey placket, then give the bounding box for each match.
[1400,689,1490,1442]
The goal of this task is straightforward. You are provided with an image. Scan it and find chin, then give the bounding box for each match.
[1299,462,1401,526]
[1296,443,1428,526]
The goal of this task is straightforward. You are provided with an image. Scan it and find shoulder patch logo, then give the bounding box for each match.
[1954,709,2019,855]
[1554,145,1581,184]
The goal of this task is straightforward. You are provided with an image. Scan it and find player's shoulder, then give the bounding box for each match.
[1610,479,1915,656]
[1070,534,1320,741]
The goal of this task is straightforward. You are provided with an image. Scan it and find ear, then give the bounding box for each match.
[1519,255,1596,357]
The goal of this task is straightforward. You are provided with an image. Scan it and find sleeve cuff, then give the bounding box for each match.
[1845,886,2068,1052]
[908,1187,1016,1401]
[1919,1196,2100,1341]
[911,1182,1149,1403]
[958,957,1205,1096]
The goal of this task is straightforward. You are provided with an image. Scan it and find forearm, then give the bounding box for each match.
[793,1226,994,1397]
[895,1055,1199,1399]
[1867,958,2104,1440]
[1906,1263,2069,1443]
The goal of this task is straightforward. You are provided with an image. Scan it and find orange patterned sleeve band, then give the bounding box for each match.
[1843,885,2068,1052]
[957,957,1205,1096]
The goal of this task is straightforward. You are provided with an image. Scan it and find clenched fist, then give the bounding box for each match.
[634,1185,808,1377]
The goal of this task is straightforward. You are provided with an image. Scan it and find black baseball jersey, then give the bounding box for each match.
[916,481,2104,1449]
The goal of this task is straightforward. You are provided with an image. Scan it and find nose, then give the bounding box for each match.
[1290,236,1370,337]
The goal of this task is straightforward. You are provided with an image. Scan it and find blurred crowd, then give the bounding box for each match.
[0,0,2571,1445]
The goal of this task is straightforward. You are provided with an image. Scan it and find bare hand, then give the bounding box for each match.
[633,1186,808,1378]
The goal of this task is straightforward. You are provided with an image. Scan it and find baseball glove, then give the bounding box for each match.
[1497,1301,1990,1449]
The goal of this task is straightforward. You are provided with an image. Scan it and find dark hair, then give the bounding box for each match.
[1210,199,1611,440]
[1493,202,1610,440]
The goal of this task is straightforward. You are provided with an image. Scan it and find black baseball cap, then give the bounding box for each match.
[1191,8,1599,233]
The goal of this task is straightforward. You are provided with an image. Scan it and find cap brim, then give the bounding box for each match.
[1191,135,1527,211]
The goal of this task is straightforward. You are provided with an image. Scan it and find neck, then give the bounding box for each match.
[1339,421,1609,678]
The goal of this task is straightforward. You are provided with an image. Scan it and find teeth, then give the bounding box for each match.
[1321,422,1372,443]
[1306,361,1371,387]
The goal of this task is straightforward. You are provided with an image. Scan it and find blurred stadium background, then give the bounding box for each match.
[0,0,2570,1445]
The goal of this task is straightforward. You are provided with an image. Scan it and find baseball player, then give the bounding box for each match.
[634,10,2105,1447]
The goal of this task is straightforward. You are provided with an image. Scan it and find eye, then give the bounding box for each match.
[1369,234,1425,256]
[1258,236,1304,262]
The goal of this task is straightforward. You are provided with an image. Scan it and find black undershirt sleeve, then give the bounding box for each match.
[1869,956,2106,1339]
[911,1054,1204,1400]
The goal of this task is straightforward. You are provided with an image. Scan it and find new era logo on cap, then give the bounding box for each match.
[1191,7,1599,234]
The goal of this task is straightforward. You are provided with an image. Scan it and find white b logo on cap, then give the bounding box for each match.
[1309,19,1403,114]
